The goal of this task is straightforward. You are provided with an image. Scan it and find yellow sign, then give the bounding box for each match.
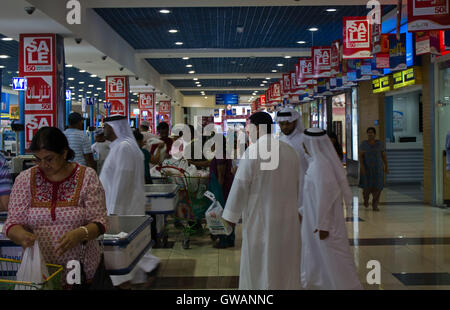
[372,76,391,93]
[393,67,419,89]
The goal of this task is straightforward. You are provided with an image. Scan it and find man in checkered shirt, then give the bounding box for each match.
[0,153,12,211]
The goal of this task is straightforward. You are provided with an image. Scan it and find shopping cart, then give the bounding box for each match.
[157,165,210,249]
[0,257,63,290]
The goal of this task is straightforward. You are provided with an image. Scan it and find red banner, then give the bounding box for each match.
[20,34,65,150]
[270,82,282,102]
[260,94,266,108]
[408,0,450,31]
[330,40,341,76]
[138,93,155,133]
[343,16,372,59]
[158,100,171,128]
[106,76,129,116]
[376,53,390,68]
[313,46,332,78]
[282,74,291,96]
[372,21,382,54]
[298,58,315,86]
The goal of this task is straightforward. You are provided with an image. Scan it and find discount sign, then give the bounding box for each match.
[343,17,372,59]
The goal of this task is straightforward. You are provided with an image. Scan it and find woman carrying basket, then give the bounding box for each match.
[2,127,108,289]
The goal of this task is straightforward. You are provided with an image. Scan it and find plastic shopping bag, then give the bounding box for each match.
[204,191,233,236]
[15,241,49,290]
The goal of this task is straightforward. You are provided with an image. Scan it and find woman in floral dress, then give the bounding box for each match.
[3,127,108,288]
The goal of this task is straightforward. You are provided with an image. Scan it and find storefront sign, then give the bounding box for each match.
[106,76,129,116]
[375,53,390,69]
[343,16,372,59]
[372,76,391,93]
[313,47,332,77]
[416,31,441,55]
[389,33,407,71]
[408,0,450,31]
[392,67,419,89]
[139,93,155,133]
[19,34,65,149]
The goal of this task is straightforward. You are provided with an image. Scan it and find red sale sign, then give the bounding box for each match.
[158,101,171,128]
[25,114,53,149]
[298,58,315,85]
[408,0,450,31]
[271,82,282,101]
[106,76,129,116]
[313,47,332,78]
[283,74,291,95]
[106,77,127,98]
[343,17,372,59]
[22,36,53,73]
[331,40,341,76]
[25,76,53,111]
[138,93,155,109]
[159,100,171,113]
[20,34,65,150]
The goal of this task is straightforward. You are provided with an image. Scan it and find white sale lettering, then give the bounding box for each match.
[348,21,368,42]
[26,39,50,64]
[27,116,50,138]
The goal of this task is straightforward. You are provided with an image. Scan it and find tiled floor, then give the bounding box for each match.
[147,184,450,290]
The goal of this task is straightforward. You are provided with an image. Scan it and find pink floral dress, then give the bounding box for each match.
[2,164,108,285]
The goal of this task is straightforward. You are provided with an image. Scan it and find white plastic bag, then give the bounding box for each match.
[15,241,49,290]
[204,191,233,236]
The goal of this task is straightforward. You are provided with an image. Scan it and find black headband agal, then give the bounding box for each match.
[104,115,126,122]
[277,112,292,117]
[304,129,327,136]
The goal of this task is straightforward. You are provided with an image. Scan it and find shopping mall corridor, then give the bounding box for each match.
[145,184,450,290]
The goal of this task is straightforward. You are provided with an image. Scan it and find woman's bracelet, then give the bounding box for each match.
[79,226,89,241]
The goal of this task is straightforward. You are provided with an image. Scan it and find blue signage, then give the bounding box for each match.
[12,77,27,90]
[104,102,112,109]
[389,33,407,72]
[215,94,239,105]
[65,90,71,101]
[347,71,357,82]
[86,97,95,106]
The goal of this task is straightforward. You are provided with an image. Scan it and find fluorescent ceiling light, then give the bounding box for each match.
[272,70,277,72]
[65,64,73,67]
[159,9,171,14]
[169,29,178,33]
[308,27,319,32]
[1,38,13,41]
[277,64,284,67]
[326,9,337,12]
[182,57,190,60]
[68,77,75,81]
[79,70,86,73]
[90,74,97,78]
[297,41,306,44]
[79,81,85,84]
[186,64,193,68]
[189,70,195,74]
[0,55,10,59]
[175,42,183,45]
[284,56,292,59]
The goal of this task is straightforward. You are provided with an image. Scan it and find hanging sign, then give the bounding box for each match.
[282,74,291,95]
[407,0,450,32]
[389,33,407,71]
[298,58,316,85]
[330,40,341,76]
[343,16,372,59]
[158,100,171,127]
[372,21,383,54]
[271,82,282,102]
[415,31,441,55]
[372,76,391,93]
[312,46,332,77]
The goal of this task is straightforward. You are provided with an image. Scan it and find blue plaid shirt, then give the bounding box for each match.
[0,154,12,196]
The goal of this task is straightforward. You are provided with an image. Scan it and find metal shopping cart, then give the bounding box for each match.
[157,165,210,249]
[0,257,63,290]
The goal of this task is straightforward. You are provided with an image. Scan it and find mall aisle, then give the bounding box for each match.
[146,185,450,290]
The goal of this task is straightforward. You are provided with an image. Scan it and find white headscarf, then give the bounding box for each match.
[276,107,305,132]
[303,128,353,206]
[104,115,138,147]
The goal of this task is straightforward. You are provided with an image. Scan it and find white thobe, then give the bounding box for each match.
[222,135,302,290]
[279,129,308,208]
[99,138,160,286]
[300,156,362,290]
[100,139,145,216]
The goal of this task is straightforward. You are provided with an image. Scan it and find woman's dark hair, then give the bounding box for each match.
[367,127,376,134]
[133,129,144,141]
[29,127,75,161]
